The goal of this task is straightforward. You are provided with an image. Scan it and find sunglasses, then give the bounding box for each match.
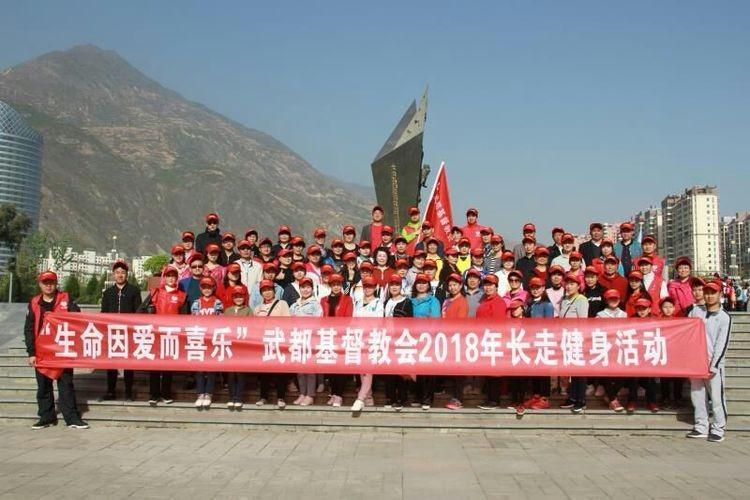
[191,265,204,269]
[508,278,521,282]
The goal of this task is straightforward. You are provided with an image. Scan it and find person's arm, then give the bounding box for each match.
[68,299,81,313]
[709,314,732,374]
[100,288,110,313]
[577,296,589,317]
[24,306,35,358]
[136,293,153,313]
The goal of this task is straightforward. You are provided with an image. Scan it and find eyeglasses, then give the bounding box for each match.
[508,278,521,282]
[191,265,204,269]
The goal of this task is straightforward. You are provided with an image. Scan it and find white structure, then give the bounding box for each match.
[41,247,152,282]
[130,256,152,282]
[661,186,721,276]
[633,207,664,248]
[721,212,750,279]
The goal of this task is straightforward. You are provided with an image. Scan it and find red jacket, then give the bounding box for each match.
[152,286,187,315]
[668,278,694,317]
[29,292,72,380]
[222,283,249,308]
[642,253,666,278]
[598,273,628,300]
[320,293,354,317]
[460,222,487,249]
[442,295,469,318]
[373,266,395,287]
[475,293,508,319]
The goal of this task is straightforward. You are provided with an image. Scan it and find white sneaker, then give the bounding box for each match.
[277,399,286,409]
[202,394,212,408]
[326,395,335,406]
[300,395,314,406]
[227,401,235,410]
[235,402,243,411]
[421,404,431,411]
[293,395,304,405]
[195,395,204,408]
[332,395,342,408]
[255,398,266,406]
[351,399,365,412]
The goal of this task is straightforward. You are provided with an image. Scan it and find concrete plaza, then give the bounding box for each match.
[0,423,747,499]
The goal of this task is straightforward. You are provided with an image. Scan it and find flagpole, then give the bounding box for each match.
[416,161,445,245]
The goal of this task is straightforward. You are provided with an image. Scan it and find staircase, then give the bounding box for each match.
[1,312,749,432]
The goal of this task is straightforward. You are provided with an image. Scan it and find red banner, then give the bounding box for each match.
[34,312,709,378]
[417,161,453,249]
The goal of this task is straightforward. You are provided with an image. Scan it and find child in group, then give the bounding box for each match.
[626,298,660,413]
[290,277,323,406]
[223,285,253,410]
[523,277,553,410]
[597,289,628,412]
[658,296,684,409]
[507,299,528,416]
[191,276,223,409]
[351,277,385,412]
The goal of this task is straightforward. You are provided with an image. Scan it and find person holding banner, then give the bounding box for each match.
[383,274,414,411]
[191,276,223,409]
[224,285,252,410]
[99,260,142,402]
[410,273,441,410]
[138,266,189,406]
[558,272,589,413]
[625,298,660,413]
[254,280,291,408]
[290,277,323,406]
[524,277,554,410]
[477,274,508,410]
[687,280,731,443]
[25,270,89,429]
[321,274,353,408]
[351,277,385,412]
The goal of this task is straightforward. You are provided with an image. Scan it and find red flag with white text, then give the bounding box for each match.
[416,161,453,249]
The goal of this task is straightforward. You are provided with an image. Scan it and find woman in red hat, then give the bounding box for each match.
[224,285,253,410]
[320,274,353,407]
[195,213,222,255]
[625,298,660,413]
[410,273,442,410]
[203,243,226,284]
[221,262,247,308]
[351,277,385,412]
[254,280,292,409]
[181,231,196,260]
[667,257,695,316]
[523,277,554,410]
[477,274,508,410]
[169,244,190,281]
[501,270,527,307]
[443,273,469,410]
[624,270,652,317]
[372,247,395,288]
[290,277,323,406]
[383,274,414,411]
[327,239,346,273]
[342,225,359,254]
[191,276,223,410]
[341,251,359,295]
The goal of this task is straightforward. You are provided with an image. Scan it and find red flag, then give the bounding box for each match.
[417,161,453,249]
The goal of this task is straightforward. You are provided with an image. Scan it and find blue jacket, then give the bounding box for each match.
[178,276,201,308]
[411,295,441,318]
[527,299,554,318]
[614,239,643,274]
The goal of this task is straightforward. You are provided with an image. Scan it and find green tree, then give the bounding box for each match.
[142,254,169,277]
[15,230,73,301]
[63,274,81,301]
[83,275,100,304]
[0,203,33,301]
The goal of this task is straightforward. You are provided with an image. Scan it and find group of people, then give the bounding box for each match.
[24,206,731,442]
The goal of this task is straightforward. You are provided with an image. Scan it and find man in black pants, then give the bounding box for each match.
[99,260,142,401]
[24,270,89,429]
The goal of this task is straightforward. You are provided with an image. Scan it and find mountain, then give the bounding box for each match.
[0,45,373,255]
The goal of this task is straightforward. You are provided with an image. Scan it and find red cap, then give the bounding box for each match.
[466,207,479,216]
[642,234,657,244]
[388,274,403,286]
[230,285,247,297]
[199,276,216,287]
[423,259,438,269]
[635,298,652,309]
[205,213,219,223]
[508,270,523,281]
[181,231,195,241]
[329,273,344,284]
[372,205,384,213]
[628,270,643,281]
[395,258,410,269]
[522,235,536,245]
[205,243,220,254]
[548,265,565,276]
[471,248,484,257]
[421,221,433,230]
[603,289,621,301]
[529,277,545,288]
[675,256,692,269]
[331,239,344,248]
[490,234,503,245]
[237,239,252,249]
[414,273,431,284]
[480,226,493,235]
[277,248,293,258]
[162,266,179,277]
[569,251,583,261]
[522,223,536,233]
[382,225,394,235]
[320,264,334,275]
[222,232,236,242]
[589,222,603,231]
[278,225,292,235]
[637,256,653,267]
[620,222,634,232]
[458,238,471,248]
[259,237,273,247]
[703,280,722,293]
[413,249,427,258]
[263,262,278,273]
[482,274,499,285]
[604,256,619,265]
[298,276,314,288]
[171,244,185,255]
[290,262,306,272]
[534,247,550,257]
[359,240,371,249]
[561,233,575,243]
[446,273,463,284]
[342,225,356,235]
[244,228,258,238]
[306,245,322,256]
[361,276,377,288]
[445,248,459,257]
[359,261,374,272]
[112,259,129,272]
[226,263,241,274]
[501,251,515,261]
[509,298,525,310]
[290,236,305,246]
[188,253,205,265]
[601,238,614,247]
[466,268,482,280]
[343,252,358,262]
[552,226,565,235]
[408,206,420,216]
[38,270,58,282]
[584,265,599,275]
[563,272,580,283]
[314,228,327,238]
[259,280,275,291]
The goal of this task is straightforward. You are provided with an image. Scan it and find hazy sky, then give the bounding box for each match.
[1,1,748,240]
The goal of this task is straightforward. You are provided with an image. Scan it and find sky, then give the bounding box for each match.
[1,0,748,239]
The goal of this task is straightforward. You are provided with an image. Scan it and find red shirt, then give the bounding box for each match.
[598,273,628,300]
[460,222,487,249]
[320,294,354,317]
[475,293,508,319]
[370,224,383,249]
[668,278,694,317]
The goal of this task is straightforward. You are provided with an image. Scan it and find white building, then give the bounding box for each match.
[41,247,152,283]
[633,207,664,249]
[661,186,721,276]
[721,212,750,279]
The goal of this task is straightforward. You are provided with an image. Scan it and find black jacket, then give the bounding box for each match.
[219,250,240,266]
[101,283,142,314]
[584,284,605,318]
[195,227,222,255]
[24,292,81,356]
[386,297,414,317]
[579,240,602,266]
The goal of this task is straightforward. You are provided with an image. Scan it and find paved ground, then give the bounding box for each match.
[0,424,748,499]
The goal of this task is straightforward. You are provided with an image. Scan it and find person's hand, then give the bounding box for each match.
[28,356,36,367]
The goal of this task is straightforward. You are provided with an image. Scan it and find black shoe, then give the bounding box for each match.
[478,401,498,410]
[707,433,725,443]
[559,399,575,409]
[98,392,116,402]
[68,420,90,429]
[686,429,708,439]
[571,403,586,414]
[31,419,57,430]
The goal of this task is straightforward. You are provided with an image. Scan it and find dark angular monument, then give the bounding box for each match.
[371,87,429,231]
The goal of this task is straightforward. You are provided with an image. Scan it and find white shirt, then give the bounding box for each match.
[643,271,668,299]
[353,297,384,317]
